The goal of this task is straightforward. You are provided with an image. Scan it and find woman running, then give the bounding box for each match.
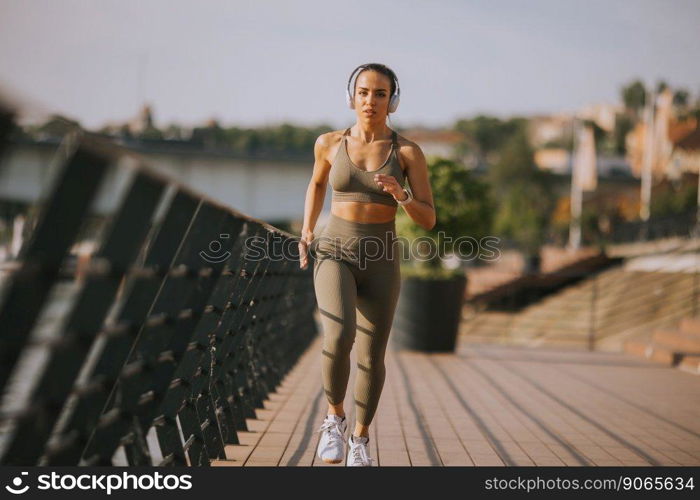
[298,63,435,466]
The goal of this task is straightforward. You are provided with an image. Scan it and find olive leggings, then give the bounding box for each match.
[310,213,401,426]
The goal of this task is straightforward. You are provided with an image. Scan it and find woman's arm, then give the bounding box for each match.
[299,133,333,268]
[398,142,436,230]
[302,133,333,236]
[375,140,436,230]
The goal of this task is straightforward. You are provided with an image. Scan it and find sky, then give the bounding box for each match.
[0,0,698,130]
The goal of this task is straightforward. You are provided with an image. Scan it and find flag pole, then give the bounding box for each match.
[569,115,582,250]
[640,86,656,223]
[695,154,700,237]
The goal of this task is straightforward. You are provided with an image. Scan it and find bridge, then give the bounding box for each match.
[0,104,699,467]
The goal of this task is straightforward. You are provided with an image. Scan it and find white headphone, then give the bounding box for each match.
[345,63,401,113]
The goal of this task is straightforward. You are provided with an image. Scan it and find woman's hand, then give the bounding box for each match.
[374,174,408,201]
[299,229,314,269]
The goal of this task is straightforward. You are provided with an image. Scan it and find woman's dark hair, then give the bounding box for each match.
[354,63,398,97]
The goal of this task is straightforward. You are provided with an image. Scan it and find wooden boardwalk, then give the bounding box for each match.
[211,334,700,467]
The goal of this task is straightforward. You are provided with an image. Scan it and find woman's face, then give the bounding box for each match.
[353,70,393,122]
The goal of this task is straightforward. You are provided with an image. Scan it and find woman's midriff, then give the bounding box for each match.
[331,200,397,224]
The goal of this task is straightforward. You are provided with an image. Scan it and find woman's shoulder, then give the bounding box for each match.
[316,128,347,145]
[314,129,348,164]
[315,129,347,151]
[394,131,422,153]
[394,131,425,172]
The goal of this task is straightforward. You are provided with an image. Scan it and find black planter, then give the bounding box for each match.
[523,254,541,275]
[391,274,468,352]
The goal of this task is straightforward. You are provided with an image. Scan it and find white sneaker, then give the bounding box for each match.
[316,414,347,464]
[347,434,373,466]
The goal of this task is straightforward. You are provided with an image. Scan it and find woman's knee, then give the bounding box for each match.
[356,342,387,373]
[323,327,355,357]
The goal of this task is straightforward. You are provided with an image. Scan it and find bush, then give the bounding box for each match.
[488,130,555,257]
[493,180,552,255]
[396,156,494,275]
[651,182,698,217]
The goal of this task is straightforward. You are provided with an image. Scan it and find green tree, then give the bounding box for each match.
[673,89,690,108]
[396,157,494,275]
[242,130,261,154]
[454,115,528,167]
[191,121,227,149]
[487,129,534,194]
[585,119,607,151]
[621,80,647,118]
[613,113,634,155]
[494,181,552,256]
[163,124,186,140]
[651,182,698,217]
[488,130,555,258]
[139,126,164,140]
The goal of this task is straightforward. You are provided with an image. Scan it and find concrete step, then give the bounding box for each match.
[679,355,700,375]
[652,328,700,352]
[462,268,698,351]
[624,338,676,365]
[679,316,700,335]
[624,328,700,371]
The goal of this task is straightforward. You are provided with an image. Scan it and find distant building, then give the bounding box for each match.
[528,113,572,148]
[534,147,631,177]
[529,104,623,149]
[534,148,569,174]
[531,107,631,177]
[100,103,165,138]
[626,116,698,179]
[578,103,624,133]
[401,127,467,164]
[129,104,155,134]
[669,123,700,178]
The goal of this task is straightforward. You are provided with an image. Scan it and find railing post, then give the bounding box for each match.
[693,252,699,318]
[588,273,597,351]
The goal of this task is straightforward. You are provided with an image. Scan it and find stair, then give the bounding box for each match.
[623,316,700,373]
[679,355,700,375]
[652,329,700,352]
[461,267,699,350]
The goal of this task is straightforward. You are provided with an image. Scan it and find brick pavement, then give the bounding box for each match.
[211,336,700,467]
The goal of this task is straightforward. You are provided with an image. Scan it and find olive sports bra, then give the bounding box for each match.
[329,127,406,207]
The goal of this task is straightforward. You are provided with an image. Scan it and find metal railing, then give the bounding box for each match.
[607,209,698,243]
[0,108,317,466]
